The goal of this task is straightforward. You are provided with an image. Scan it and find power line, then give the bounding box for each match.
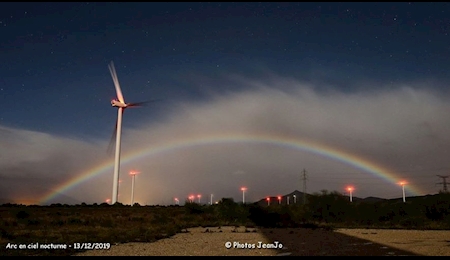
[436,175,449,193]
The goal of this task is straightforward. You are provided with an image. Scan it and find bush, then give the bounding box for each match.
[16,210,30,219]
[184,202,205,214]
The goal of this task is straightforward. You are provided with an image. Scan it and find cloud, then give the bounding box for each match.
[119,76,450,202]
[2,74,450,205]
[0,126,108,204]
[233,170,246,175]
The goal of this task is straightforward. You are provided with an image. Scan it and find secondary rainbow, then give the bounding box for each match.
[39,133,423,204]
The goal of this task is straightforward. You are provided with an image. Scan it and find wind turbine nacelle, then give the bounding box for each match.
[111,99,127,108]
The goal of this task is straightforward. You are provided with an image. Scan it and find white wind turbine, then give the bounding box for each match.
[107,61,154,204]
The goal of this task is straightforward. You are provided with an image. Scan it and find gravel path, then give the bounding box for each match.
[334,228,450,256]
[74,226,282,256]
[74,226,450,256]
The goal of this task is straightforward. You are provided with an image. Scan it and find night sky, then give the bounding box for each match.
[1,2,450,205]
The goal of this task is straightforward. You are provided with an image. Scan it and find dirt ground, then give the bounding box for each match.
[74,226,450,256]
[334,228,450,256]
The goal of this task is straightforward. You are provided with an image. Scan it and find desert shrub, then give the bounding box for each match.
[26,219,40,225]
[15,210,30,219]
[68,217,83,225]
[378,209,396,222]
[128,216,145,222]
[398,216,426,229]
[151,213,170,226]
[248,205,281,227]
[425,196,449,221]
[0,227,15,239]
[184,202,205,214]
[278,207,298,227]
[305,190,350,223]
[51,219,66,226]
[98,217,114,228]
[214,198,249,223]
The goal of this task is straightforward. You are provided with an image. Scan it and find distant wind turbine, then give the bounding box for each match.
[107,61,159,204]
[130,170,140,206]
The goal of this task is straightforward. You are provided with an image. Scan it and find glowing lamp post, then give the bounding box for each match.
[106,199,111,204]
[188,195,194,203]
[174,198,179,205]
[293,194,296,204]
[399,181,407,203]
[197,194,201,203]
[347,186,354,202]
[266,197,270,206]
[241,187,247,204]
[287,196,290,205]
[210,194,213,205]
[129,171,139,206]
[277,196,281,205]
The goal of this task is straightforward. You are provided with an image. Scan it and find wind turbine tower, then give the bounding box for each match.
[130,171,140,206]
[108,61,147,204]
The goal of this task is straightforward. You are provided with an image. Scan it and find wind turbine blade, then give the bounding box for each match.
[127,98,163,108]
[108,61,125,104]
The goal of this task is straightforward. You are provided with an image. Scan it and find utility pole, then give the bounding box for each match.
[302,169,307,204]
[437,175,449,193]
